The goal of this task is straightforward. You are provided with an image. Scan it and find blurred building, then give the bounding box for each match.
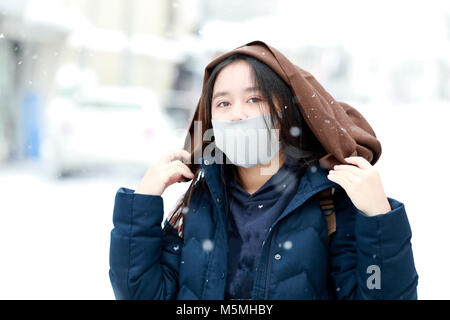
[0,0,204,163]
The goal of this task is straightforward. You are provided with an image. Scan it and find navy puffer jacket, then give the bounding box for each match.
[109,155,419,300]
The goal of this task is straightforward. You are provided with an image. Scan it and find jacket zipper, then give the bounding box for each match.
[264,226,276,300]
[259,183,337,299]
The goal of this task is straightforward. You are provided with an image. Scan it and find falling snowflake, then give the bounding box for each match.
[182,207,189,214]
[311,93,316,98]
[289,126,301,137]
[283,241,293,250]
[202,239,214,252]
[324,119,331,124]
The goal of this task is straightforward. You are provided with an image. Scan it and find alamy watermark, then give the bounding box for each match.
[366,265,381,290]
[177,120,284,175]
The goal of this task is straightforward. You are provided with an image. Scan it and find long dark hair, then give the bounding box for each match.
[166,53,327,231]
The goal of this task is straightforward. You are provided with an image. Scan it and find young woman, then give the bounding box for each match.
[109,40,419,300]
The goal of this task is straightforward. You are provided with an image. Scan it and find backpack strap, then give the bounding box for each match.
[317,187,336,246]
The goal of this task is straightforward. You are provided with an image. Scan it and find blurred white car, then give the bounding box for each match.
[41,86,185,178]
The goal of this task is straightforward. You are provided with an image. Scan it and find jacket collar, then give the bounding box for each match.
[199,154,340,221]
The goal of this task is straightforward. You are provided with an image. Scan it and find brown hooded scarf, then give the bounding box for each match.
[183,40,382,171]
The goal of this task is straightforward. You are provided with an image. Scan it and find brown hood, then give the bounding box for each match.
[184,40,382,170]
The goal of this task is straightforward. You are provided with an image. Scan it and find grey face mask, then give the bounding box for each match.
[211,110,283,168]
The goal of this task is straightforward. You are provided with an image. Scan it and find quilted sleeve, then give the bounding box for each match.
[327,191,419,299]
[109,187,183,300]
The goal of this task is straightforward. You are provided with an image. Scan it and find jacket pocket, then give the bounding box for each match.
[179,237,208,297]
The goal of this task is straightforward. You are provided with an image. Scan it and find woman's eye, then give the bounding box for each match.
[217,101,230,108]
[248,97,261,103]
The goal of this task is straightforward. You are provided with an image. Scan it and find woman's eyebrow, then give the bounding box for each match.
[212,86,260,101]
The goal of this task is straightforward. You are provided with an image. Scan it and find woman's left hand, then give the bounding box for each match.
[327,156,392,216]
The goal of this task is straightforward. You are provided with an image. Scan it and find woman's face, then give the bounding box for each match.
[211,60,279,121]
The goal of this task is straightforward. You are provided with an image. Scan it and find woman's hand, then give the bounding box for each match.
[327,156,392,216]
[134,149,195,196]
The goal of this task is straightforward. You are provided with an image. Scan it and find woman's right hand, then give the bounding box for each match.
[134,149,195,196]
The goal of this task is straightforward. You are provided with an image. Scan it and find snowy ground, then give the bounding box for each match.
[0,160,189,299]
[0,100,448,299]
